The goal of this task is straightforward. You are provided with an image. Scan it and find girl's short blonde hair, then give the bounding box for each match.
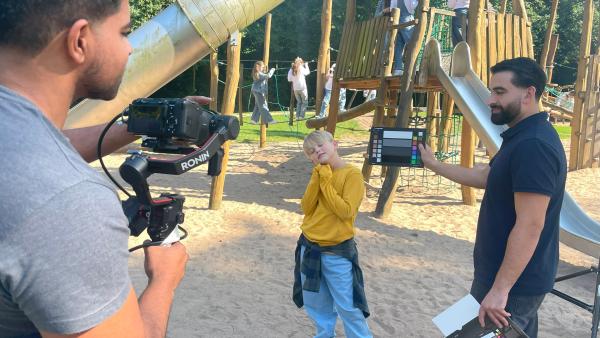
[303,130,334,154]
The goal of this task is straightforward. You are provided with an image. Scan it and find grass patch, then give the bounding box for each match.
[235,111,369,143]
[553,124,571,140]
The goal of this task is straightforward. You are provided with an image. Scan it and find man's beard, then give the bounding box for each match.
[80,57,124,101]
[490,100,520,125]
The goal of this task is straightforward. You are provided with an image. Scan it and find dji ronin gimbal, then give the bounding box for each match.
[98,98,239,250]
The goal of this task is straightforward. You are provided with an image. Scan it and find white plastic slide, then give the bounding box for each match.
[422,40,600,259]
[65,0,283,129]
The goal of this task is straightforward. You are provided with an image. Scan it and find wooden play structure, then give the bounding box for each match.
[309,0,599,207]
[306,1,600,336]
[309,0,536,211]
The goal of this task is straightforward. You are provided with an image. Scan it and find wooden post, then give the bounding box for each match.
[425,92,440,152]
[289,84,295,126]
[326,0,355,135]
[316,0,333,118]
[579,55,599,168]
[499,0,508,14]
[539,0,559,75]
[345,0,356,24]
[385,9,401,76]
[209,33,241,210]
[260,14,272,149]
[209,51,219,111]
[438,94,456,153]
[361,8,400,180]
[569,0,594,171]
[511,0,534,59]
[238,63,244,126]
[375,0,430,218]
[546,34,559,81]
[511,0,528,21]
[456,0,485,206]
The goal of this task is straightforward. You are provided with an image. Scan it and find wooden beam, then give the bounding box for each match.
[209,51,219,111]
[289,83,295,126]
[374,0,430,219]
[238,63,244,126]
[569,0,595,171]
[312,97,376,129]
[499,0,508,14]
[385,10,401,77]
[260,14,272,149]
[578,55,599,168]
[539,0,559,73]
[496,13,505,62]
[505,14,513,59]
[345,0,355,24]
[546,34,559,81]
[209,33,241,210]
[458,0,485,206]
[512,0,529,21]
[315,0,332,118]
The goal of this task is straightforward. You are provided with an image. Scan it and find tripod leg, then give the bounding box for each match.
[591,257,600,338]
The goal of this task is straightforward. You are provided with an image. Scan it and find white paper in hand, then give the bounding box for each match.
[432,294,480,337]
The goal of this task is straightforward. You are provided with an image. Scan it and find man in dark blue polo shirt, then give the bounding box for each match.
[419,57,567,338]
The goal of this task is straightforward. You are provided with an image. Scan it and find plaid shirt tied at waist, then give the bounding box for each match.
[292,234,370,318]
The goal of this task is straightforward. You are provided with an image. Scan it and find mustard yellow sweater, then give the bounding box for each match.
[300,164,365,246]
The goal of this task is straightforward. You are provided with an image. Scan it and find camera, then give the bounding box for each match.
[127,98,239,152]
[99,97,240,248]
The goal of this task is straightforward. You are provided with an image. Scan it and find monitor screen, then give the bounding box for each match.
[368,127,427,167]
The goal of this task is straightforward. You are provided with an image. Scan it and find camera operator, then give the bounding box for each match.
[0,1,192,337]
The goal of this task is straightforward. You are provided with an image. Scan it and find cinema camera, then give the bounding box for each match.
[98,98,239,251]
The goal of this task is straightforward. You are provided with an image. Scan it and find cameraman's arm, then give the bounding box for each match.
[137,243,188,337]
[64,123,138,163]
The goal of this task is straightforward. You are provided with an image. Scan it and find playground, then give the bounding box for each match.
[67,0,600,336]
[95,134,599,337]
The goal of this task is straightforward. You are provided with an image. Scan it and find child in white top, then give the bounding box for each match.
[288,57,311,119]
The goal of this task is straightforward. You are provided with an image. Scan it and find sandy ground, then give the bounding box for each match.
[94,135,600,338]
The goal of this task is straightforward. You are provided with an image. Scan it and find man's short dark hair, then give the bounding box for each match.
[490,57,547,101]
[0,0,122,56]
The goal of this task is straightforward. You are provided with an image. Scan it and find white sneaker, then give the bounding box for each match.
[268,119,277,124]
[249,119,258,125]
[392,70,404,76]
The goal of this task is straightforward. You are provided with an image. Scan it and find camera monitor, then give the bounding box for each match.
[368,127,427,167]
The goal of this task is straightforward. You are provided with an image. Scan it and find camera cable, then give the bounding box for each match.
[97,112,133,198]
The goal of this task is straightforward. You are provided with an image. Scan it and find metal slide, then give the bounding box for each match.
[422,39,600,259]
[65,0,283,129]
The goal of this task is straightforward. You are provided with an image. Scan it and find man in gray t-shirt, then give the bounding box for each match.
[0,1,188,337]
[0,85,132,336]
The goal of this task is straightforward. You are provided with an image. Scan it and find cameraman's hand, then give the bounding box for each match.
[143,242,189,290]
[185,95,212,105]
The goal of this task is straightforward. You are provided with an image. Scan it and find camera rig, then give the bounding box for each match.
[98,98,239,250]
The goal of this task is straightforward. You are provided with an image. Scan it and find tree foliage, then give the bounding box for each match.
[128,0,599,105]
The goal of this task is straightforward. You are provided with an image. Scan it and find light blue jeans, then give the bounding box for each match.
[319,89,332,118]
[339,88,347,112]
[294,90,308,119]
[251,90,275,124]
[393,14,415,73]
[300,246,372,338]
